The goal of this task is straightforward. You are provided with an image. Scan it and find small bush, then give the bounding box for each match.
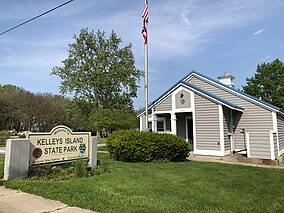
[106,130,190,162]
[0,131,9,147]
[27,159,111,179]
[73,159,88,178]
[92,160,111,175]
[18,135,26,138]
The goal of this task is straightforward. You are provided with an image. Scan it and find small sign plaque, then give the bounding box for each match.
[29,125,90,165]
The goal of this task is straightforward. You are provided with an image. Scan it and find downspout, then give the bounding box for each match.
[229,109,234,153]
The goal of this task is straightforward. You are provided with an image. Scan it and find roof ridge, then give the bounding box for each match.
[181,81,244,111]
[137,79,244,117]
[184,71,281,112]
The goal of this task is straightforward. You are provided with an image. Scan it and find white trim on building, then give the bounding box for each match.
[272,112,280,157]
[246,133,251,158]
[270,130,276,160]
[219,104,225,156]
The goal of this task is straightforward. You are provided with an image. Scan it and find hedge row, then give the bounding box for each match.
[106,130,189,162]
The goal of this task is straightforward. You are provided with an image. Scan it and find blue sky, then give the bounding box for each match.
[0,0,284,110]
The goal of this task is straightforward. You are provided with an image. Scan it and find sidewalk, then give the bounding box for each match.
[0,147,5,154]
[0,186,97,213]
[187,153,284,169]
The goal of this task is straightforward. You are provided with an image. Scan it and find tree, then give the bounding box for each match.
[88,108,139,132]
[51,29,142,111]
[17,90,36,131]
[51,28,142,132]
[0,84,24,130]
[0,84,81,132]
[243,58,284,109]
[34,93,70,131]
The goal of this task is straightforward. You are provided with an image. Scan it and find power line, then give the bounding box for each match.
[0,0,74,36]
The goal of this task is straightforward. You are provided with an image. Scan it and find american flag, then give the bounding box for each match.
[141,0,148,44]
[142,24,147,44]
[141,0,148,23]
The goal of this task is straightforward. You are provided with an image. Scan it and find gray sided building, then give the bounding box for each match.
[138,71,284,160]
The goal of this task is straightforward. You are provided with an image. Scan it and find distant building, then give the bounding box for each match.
[138,71,284,160]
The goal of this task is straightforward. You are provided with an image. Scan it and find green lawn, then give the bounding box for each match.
[0,154,4,179]
[97,145,108,151]
[2,154,284,213]
[97,138,107,144]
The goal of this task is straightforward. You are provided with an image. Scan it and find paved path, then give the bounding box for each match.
[97,143,109,154]
[0,186,98,213]
[187,155,284,169]
[0,147,5,154]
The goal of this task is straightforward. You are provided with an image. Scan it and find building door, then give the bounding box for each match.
[186,115,193,146]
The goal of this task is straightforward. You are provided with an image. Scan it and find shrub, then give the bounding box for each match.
[18,135,26,138]
[0,131,9,147]
[92,160,111,175]
[106,130,190,162]
[72,159,88,178]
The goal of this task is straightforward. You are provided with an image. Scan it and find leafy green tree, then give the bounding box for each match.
[62,100,85,131]
[0,84,81,132]
[35,93,70,131]
[51,28,142,111]
[0,84,23,130]
[51,28,142,132]
[243,58,284,109]
[88,108,139,132]
[17,90,36,131]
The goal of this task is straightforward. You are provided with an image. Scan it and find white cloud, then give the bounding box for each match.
[147,0,276,59]
[77,0,281,63]
[2,0,278,68]
[253,29,266,36]
[0,48,66,68]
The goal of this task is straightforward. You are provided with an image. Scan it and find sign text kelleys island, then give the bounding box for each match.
[29,125,91,165]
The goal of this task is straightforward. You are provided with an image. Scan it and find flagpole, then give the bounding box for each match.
[144,27,148,131]
[143,0,149,131]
